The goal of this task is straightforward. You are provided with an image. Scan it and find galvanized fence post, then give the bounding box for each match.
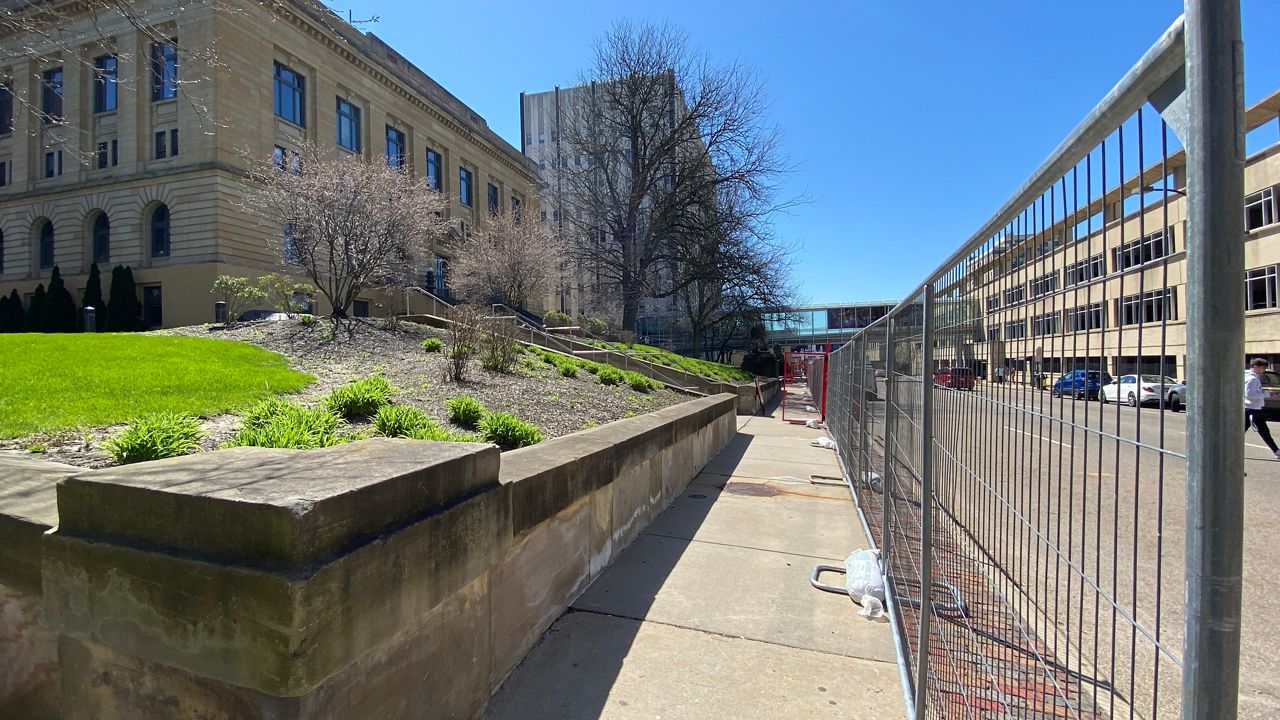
[914,286,936,720]
[882,319,895,567]
[858,336,871,486]
[1183,1,1245,718]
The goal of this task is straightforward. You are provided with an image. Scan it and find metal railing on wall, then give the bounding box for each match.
[824,5,1244,719]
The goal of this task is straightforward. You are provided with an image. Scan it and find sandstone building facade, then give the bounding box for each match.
[0,0,541,327]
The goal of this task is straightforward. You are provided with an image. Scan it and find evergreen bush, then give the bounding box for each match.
[107,265,143,331]
[43,267,78,332]
[81,263,106,331]
[25,284,46,331]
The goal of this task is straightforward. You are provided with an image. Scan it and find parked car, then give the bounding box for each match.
[1101,374,1180,407]
[1051,370,1112,400]
[1165,380,1187,412]
[934,366,976,390]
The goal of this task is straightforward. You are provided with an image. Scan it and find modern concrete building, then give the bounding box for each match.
[0,0,541,328]
[519,84,685,332]
[960,89,1280,380]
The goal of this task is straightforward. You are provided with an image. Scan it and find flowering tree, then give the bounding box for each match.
[450,210,566,311]
[241,142,451,319]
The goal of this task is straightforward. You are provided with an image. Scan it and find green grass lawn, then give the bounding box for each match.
[0,334,314,439]
[591,341,754,383]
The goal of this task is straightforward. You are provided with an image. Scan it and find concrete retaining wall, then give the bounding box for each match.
[0,393,736,720]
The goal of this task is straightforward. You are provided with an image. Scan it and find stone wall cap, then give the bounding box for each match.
[55,439,500,570]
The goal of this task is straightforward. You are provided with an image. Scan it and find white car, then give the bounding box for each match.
[1101,374,1180,407]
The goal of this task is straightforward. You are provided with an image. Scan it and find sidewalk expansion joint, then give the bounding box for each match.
[638,529,849,563]
[564,607,899,666]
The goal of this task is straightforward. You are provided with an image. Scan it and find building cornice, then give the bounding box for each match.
[263,0,539,183]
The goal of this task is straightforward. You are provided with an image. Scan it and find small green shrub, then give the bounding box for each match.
[104,413,203,465]
[445,395,487,428]
[226,401,340,450]
[543,310,573,327]
[582,361,603,375]
[421,337,444,353]
[558,362,579,378]
[598,366,625,386]
[373,404,435,438]
[297,314,317,327]
[326,374,396,419]
[27,443,46,454]
[479,412,543,450]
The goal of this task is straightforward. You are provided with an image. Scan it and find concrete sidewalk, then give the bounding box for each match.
[485,407,906,720]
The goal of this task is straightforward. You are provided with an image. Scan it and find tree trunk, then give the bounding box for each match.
[622,294,639,334]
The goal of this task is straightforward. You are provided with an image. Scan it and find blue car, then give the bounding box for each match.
[1051,369,1113,400]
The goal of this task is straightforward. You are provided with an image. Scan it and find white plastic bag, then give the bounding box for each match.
[845,549,885,603]
[862,471,883,493]
[805,418,825,429]
[810,436,836,449]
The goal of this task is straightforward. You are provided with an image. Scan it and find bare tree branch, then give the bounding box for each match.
[237,141,451,319]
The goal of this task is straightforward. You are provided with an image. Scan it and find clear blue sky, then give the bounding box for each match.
[326,1,1279,305]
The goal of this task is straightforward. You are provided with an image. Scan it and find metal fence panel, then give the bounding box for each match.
[823,9,1244,719]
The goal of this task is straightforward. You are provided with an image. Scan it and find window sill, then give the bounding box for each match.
[94,110,118,117]
[274,115,306,132]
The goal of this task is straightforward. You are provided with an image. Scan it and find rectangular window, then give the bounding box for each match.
[1030,271,1059,298]
[151,41,178,100]
[1246,266,1278,311]
[1245,188,1277,232]
[97,142,109,169]
[986,296,1000,312]
[170,128,179,156]
[94,55,118,113]
[425,148,442,190]
[487,182,499,215]
[459,166,473,206]
[986,326,1001,343]
[1003,320,1026,340]
[353,299,370,318]
[0,160,6,187]
[1031,311,1060,337]
[1003,286,1025,305]
[273,61,306,126]
[155,131,167,159]
[1064,254,1106,286]
[273,145,286,170]
[1067,302,1106,332]
[42,67,63,123]
[1119,289,1175,326]
[0,83,11,134]
[283,222,300,264]
[1114,227,1173,272]
[386,125,405,169]
[142,286,163,327]
[335,98,361,152]
[511,195,522,222]
[44,150,62,178]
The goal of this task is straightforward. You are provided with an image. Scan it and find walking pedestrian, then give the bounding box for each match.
[1245,358,1280,459]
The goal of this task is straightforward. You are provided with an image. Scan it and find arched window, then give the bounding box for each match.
[37,220,54,270]
[0,229,5,274]
[92,213,110,264]
[150,204,170,258]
